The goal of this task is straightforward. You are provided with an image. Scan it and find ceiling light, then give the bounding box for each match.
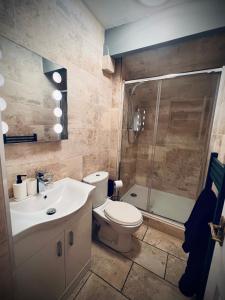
[138,0,168,7]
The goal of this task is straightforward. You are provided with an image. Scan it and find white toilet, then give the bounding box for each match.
[83,171,143,252]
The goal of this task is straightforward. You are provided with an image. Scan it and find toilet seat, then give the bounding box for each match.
[104,201,142,226]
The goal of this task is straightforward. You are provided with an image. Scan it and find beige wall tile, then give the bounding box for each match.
[0,0,123,195]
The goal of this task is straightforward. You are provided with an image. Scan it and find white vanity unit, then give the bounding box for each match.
[10,178,95,300]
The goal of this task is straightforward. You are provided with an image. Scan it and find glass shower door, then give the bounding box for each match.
[149,73,220,223]
[119,80,159,211]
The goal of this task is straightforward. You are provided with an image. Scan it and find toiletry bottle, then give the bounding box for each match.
[13,175,27,201]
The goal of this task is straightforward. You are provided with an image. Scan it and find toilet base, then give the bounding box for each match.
[98,221,133,253]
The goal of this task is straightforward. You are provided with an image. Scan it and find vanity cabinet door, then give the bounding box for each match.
[15,231,65,300]
[65,210,92,286]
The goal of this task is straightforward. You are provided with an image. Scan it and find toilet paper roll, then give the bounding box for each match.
[26,178,37,196]
[114,180,123,189]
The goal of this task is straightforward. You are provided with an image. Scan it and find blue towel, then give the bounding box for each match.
[179,188,217,297]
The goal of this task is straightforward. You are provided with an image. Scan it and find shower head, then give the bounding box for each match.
[129,82,143,96]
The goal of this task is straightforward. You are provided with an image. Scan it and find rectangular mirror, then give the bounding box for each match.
[0,35,68,143]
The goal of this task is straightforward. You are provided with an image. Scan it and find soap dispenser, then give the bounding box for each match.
[13,175,27,201]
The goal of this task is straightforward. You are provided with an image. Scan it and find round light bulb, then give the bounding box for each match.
[1,121,8,134]
[54,123,63,134]
[52,72,62,83]
[0,97,7,111]
[0,74,5,87]
[52,90,62,101]
[53,107,62,117]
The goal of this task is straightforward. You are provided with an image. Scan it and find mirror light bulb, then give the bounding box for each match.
[1,121,8,134]
[52,72,62,83]
[54,107,62,117]
[52,90,62,101]
[54,123,63,134]
[0,74,5,87]
[0,97,7,111]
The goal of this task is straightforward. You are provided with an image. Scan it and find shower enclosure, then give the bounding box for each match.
[119,71,221,224]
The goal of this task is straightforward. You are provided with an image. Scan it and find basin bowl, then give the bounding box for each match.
[10,177,95,237]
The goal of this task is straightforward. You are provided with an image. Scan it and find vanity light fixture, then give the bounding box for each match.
[1,121,8,134]
[52,71,62,84]
[54,107,62,117]
[52,89,62,101]
[54,123,63,134]
[0,74,5,87]
[0,97,7,111]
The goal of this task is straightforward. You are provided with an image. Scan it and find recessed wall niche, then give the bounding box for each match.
[0,35,68,143]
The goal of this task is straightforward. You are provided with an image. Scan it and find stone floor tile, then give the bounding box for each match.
[144,228,187,260]
[165,255,186,286]
[133,223,148,240]
[75,273,127,300]
[123,238,167,278]
[91,241,132,290]
[122,263,188,300]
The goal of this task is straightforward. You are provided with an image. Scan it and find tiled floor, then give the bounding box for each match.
[68,221,190,300]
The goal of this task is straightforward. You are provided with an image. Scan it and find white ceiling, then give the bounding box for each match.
[83,0,195,29]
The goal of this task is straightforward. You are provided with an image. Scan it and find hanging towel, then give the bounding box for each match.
[179,188,217,297]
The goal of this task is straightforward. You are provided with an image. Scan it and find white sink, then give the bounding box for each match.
[10,177,95,237]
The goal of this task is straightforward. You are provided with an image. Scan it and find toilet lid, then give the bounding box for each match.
[104,201,142,226]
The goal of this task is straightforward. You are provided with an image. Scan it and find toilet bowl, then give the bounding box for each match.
[83,171,143,252]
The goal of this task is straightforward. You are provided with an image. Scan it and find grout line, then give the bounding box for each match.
[130,261,184,293]
[164,253,169,279]
[142,225,148,241]
[167,252,188,262]
[74,271,93,299]
[139,235,187,262]
[121,261,134,292]
[91,271,130,299]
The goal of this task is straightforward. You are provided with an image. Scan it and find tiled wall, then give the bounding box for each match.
[0,0,122,196]
[123,31,225,80]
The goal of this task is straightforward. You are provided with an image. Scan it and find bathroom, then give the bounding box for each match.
[0,0,225,299]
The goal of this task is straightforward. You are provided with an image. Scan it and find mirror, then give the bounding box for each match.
[0,35,68,143]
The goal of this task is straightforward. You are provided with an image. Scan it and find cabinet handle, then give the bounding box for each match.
[69,231,74,246]
[57,241,62,257]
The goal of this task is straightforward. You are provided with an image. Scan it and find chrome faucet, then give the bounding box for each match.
[36,171,53,193]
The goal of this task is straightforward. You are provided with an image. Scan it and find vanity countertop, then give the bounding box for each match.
[10,177,95,238]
